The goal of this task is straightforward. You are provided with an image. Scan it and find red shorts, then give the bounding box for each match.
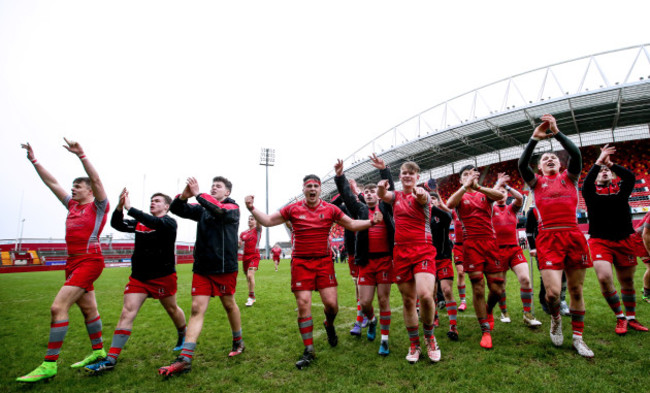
[537,229,592,270]
[499,245,528,269]
[347,254,359,278]
[291,256,337,292]
[436,258,454,280]
[191,272,238,297]
[452,243,464,265]
[125,273,177,299]
[589,236,638,267]
[358,255,393,286]
[631,234,650,263]
[392,243,437,284]
[243,254,260,271]
[64,255,104,292]
[273,256,280,262]
[462,237,506,274]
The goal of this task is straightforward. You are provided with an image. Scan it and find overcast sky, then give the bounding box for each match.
[1,0,648,246]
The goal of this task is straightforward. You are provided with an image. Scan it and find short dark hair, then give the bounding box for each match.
[459,165,477,176]
[213,176,232,192]
[363,183,377,190]
[72,177,91,188]
[430,193,441,201]
[303,174,321,184]
[151,192,172,205]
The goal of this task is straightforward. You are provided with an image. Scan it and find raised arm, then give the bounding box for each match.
[601,145,635,197]
[334,159,364,218]
[169,182,204,221]
[497,173,523,207]
[21,142,68,204]
[545,115,581,181]
[63,138,107,202]
[245,195,286,227]
[447,170,479,209]
[518,119,552,188]
[370,153,396,191]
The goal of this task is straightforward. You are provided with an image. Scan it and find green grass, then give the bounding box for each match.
[1,255,649,392]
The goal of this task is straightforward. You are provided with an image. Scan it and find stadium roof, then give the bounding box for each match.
[288,43,650,203]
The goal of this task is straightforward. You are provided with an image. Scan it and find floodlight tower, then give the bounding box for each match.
[259,148,275,259]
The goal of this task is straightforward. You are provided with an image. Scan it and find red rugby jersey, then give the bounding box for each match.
[280,200,344,258]
[368,205,389,253]
[240,227,262,256]
[455,191,496,239]
[532,170,578,230]
[271,246,282,258]
[391,190,432,245]
[492,203,520,246]
[65,197,109,255]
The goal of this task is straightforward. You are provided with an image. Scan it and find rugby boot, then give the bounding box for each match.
[447,325,459,341]
[228,340,245,357]
[627,319,649,332]
[479,332,493,349]
[378,340,390,356]
[367,317,377,341]
[425,336,441,362]
[158,357,191,376]
[349,322,362,336]
[523,312,542,327]
[572,337,594,358]
[550,316,563,346]
[84,359,115,375]
[16,362,57,383]
[458,300,467,312]
[499,311,511,323]
[295,348,315,370]
[71,348,107,368]
[405,343,421,364]
[615,317,628,336]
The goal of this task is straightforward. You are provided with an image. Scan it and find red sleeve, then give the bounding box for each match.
[332,205,344,221]
[280,204,292,221]
[199,193,238,210]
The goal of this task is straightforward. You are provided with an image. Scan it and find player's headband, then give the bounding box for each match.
[304,179,321,186]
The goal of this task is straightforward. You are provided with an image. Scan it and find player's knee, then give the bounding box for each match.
[469,274,483,285]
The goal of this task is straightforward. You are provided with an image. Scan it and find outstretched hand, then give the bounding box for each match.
[369,153,386,170]
[63,137,85,156]
[334,159,344,176]
[377,179,389,197]
[180,182,193,200]
[496,172,510,188]
[21,143,35,161]
[542,114,559,135]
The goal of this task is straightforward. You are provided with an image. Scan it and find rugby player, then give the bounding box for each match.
[18,139,109,383]
[582,144,647,334]
[518,114,594,358]
[159,176,243,377]
[245,174,381,369]
[85,189,187,374]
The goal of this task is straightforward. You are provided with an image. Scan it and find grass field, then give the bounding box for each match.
[1,256,649,392]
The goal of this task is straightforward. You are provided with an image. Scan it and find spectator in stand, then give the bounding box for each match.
[518,114,594,358]
[583,145,648,334]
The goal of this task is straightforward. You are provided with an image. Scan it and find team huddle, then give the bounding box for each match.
[16,114,650,381]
